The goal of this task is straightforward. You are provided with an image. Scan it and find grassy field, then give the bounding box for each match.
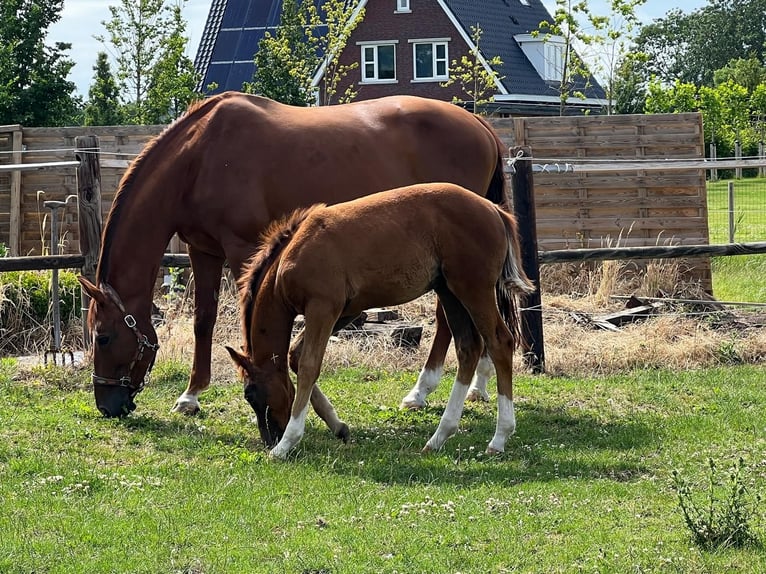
[706,177,766,302]
[1,357,764,573]
[707,178,766,244]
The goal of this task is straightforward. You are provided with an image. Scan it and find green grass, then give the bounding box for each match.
[1,358,764,573]
[706,177,766,302]
[707,178,766,244]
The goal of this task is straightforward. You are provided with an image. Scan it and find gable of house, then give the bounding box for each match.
[194,0,607,115]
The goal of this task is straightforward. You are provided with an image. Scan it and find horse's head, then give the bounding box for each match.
[78,277,160,418]
[225,346,295,448]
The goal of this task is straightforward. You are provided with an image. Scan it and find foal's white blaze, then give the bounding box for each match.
[171,390,201,414]
[487,395,516,454]
[423,377,470,452]
[269,402,311,460]
[400,366,443,409]
[466,355,494,402]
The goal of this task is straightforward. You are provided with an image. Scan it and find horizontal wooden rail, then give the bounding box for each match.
[0,160,80,172]
[3,243,765,274]
[0,253,191,273]
[538,241,766,264]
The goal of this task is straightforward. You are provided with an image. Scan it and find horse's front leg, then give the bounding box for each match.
[271,306,337,460]
[171,247,225,415]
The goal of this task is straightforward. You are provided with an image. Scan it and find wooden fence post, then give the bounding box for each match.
[75,135,103,347]
[9,127,22,256]
[509,146,545,374]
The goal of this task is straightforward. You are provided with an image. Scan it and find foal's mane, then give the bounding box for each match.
[96,94,230,282]
[238,204,325,352]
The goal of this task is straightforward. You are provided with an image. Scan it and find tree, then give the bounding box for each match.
[243,0,364,106]
[590,0,646,114]
[713,57,766,94]
[612,52,649,114]
[633,0,766,88]
[536,0,605,116]
[244,0,317,106]
[0,0,80,126]
[96,0,175,124]
[441,25,503,114]
[84,52,123,126]
[145,3,201,123]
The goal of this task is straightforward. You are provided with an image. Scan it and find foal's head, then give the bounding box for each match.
[226,347,295,447]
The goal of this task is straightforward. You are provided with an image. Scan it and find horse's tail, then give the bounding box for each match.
[473,113,509,207]
[495,207,535,343]
[237,204,324,348]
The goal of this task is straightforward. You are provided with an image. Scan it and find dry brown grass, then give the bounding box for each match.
[147,261,766,385]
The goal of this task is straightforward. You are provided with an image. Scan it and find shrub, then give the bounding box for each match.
[0,270,82,354]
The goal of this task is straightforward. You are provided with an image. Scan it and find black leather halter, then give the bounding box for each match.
[91,284,160,398]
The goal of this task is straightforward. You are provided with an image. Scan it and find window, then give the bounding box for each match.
[411,40,449,81]
[514,34,565,82]
[359,42,397,82]
[544,42,564,81]
[395,0,411,12]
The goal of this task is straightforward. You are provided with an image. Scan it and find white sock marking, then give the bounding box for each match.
[401,366,443,408]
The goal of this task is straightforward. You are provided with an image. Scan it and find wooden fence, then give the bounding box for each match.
[0,124,164,257]
[2,112,708,262]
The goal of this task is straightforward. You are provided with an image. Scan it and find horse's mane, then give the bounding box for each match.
[96,93,232,282]
[238,204,325,352]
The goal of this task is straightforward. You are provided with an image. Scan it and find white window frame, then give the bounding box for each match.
[395,0,411,13]
[358,41,398,84]
[544,42,565,82]
[409,39,450,82]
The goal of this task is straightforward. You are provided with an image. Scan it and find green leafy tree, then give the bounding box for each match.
[441,24,503,114]
[244,0,364,106]
[591,0,646,114]
[84,52,123,126]
[96,0,175,124]
[612,52,649,114]
[244,0,317,106]
[634,0,766,88]
[713,57,766,94]
[536,0,605,116]
[0,0,80,126]
[145,3,201,123]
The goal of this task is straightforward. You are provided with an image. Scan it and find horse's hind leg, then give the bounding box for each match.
[423,289,482,452]
[401,300,451,409]
[459,292,518,454]
[172,247,225,415]
[467,350,493,403]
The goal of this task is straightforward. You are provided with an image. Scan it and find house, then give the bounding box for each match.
[194,0,607,115]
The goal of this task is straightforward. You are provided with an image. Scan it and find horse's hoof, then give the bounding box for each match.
[335,423,350,443]
[171,401,200,416]
[485,446,503,455]
[466,389,490,403]
[421,445,434,454]
[400,396,426,410]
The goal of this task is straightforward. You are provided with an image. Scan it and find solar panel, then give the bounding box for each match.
[235,29,267,61]
[221,0,252,28]
[211,30,242,61]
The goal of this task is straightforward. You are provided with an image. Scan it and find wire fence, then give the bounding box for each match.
[707,177,766,244]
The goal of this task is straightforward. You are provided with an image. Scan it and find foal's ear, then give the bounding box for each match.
[77,276,106,305]
[225,345,250,371]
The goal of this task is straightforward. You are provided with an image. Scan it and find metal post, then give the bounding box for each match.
[727,181,735,244]
[43,199,75,365]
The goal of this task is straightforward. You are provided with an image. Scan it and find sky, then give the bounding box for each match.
[49,0,709,97]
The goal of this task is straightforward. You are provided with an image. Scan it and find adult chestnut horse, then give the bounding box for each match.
[78,91,508,418]
[226,183,533,458]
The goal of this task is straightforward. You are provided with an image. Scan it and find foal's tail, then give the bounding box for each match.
[495,208,535,343]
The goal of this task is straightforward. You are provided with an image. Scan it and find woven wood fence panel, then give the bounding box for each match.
[2,112,709,288]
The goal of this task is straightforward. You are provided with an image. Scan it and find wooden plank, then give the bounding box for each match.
[9,129,22,255]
